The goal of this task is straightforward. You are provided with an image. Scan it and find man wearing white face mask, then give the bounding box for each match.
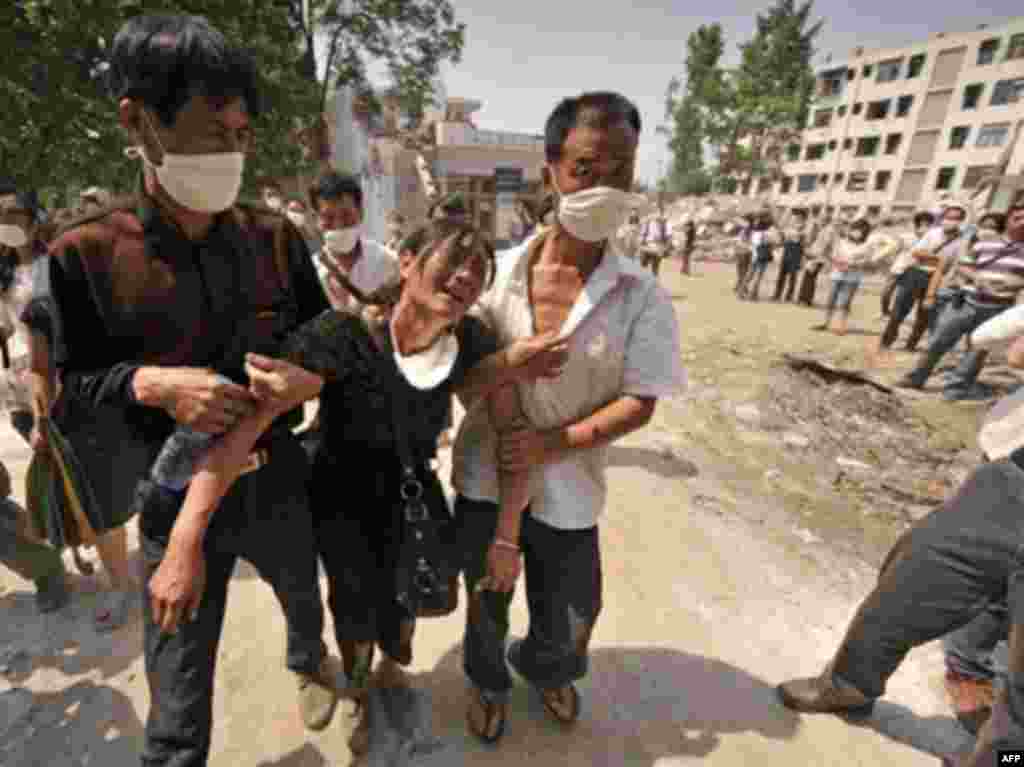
[309,171,399,312]
[45,15,338,766]
[452,91,686,744]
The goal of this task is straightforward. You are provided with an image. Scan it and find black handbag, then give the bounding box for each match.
[389,369,459,619]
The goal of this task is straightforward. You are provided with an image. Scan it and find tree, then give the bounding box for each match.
[1,0,464,203]
[660,4,821,194]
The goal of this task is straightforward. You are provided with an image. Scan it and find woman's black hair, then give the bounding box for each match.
[108,14,262,126]
[544,92,641,163]
[0,248,18,294]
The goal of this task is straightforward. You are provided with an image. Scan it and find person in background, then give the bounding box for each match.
[773,210,808,302]
[311,172,399,312]
[738,213,777,301]
[897,200,1024,401]
[639,206,672,277]
[680,219,696,276]
[512,198,539,245]
[879,203,969,355]
[812,218,899,336]
[262,183,284,213]
[880,211,935,319]
[618,210,642,261]
[796,212,834,308]
[430,192,471,226]
[733,216,754,296]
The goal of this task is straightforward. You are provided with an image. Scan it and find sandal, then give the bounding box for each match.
[540,683,580,726]
[467,687,507,744]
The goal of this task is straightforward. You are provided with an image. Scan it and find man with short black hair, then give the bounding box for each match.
[48,15,336,766]
[309,171,398,310]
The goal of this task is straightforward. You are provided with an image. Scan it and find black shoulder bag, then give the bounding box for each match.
[389,368,459,619]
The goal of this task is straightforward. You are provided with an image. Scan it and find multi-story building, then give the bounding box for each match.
[769,16,1024,219]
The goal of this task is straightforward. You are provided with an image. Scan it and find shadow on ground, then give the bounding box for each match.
[0,680,143,767]
[409,643,802,766]
[606,446,700,480]
[848,699,975,759]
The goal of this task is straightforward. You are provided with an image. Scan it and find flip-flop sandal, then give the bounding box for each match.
[467,688,507,745]
[540,683,580,726]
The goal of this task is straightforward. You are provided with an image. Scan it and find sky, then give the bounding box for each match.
[425,1,1023,186]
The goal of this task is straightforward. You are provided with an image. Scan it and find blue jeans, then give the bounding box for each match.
[826,278,860,313]
[902,301,1009,391]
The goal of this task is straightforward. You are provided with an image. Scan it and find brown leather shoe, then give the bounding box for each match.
[777,673,875,717]
[944,670,993,736]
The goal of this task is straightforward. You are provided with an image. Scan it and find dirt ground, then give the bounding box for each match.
[1,255,1010,766]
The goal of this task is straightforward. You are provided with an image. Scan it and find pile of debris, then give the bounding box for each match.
[757,358,980,524]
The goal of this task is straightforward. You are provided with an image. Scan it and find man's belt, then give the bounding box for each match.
[240,448,270,476]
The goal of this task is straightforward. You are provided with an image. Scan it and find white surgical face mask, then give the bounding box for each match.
[551,171,640,243]
[287,211,307,228]
[391,323,459,390]
[127,111,245,213]
[0,224,28,249]
[324,226,360,256]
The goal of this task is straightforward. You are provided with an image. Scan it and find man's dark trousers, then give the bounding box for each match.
[138,434,325,767]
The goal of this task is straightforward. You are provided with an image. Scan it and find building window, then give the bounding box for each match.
[834,173,845,186]
[847,172,869,192]
[949,125,970,150]
[977,123,1011,148]
[837,105,847,117]
[935,167,956,191]
[847,69,856,80]
[866,99,891,120]
[978,38,1000,66]
[875,171,892,191]
[828,140,837,150]
[867,205,882,218]
[797,174,817,193]
[786,144,801,162]
[963,165,996,190]
[907,53,926,78]
[862,64,873,78]
[780,176,793,194]
[852,102,863,115]
[806,143,827,160]
[1008,33,1024,61]
[843,138,853,150]
[819,174,830,185]
[991,78,1024,106]
[877,58,903,82]
[885,133,903,154]
[896,95,914,117]
[819,71,845,98]
[813,109,833,128]
[963,83,984,109]
[855,136,880,157]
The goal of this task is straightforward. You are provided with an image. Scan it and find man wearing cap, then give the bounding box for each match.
[46,15,337,766]
[897,199,1024,400]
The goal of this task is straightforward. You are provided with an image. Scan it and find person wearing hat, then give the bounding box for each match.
[897,199,1024,400]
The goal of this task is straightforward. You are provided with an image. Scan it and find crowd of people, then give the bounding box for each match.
[2,11,1024,767]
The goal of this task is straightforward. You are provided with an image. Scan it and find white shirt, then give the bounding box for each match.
[893,226,965,275]
[315,239,398,310]
[0,258,47,412]
[452,235,687,529]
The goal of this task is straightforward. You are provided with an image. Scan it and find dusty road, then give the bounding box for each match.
[2,257,1005,766]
